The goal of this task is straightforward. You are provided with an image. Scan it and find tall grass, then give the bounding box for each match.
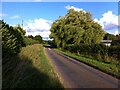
[3,44,64,88]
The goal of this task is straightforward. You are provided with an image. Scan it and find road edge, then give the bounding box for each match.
[44,47,65,89]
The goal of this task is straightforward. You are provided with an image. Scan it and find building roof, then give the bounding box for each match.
[101,40,112,43]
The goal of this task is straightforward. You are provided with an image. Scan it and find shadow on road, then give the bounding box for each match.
[44,45,56,49]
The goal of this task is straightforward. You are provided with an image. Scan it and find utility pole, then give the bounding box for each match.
[21,19,23,29]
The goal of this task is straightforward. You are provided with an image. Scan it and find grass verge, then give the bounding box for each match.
[3,44,64,88]
[55,48,120,79]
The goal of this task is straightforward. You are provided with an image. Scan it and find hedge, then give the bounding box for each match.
[65,44,119,61]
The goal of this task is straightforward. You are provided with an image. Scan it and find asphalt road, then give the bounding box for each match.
[45,46,119,88]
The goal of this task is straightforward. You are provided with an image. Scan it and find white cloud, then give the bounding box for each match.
[10,15,20,19]
[94,11,119,35]
[24,18,53,40]
[0,13,7,17]
[114,30,119,35]
[0,13,8,19]
[65,5,86,13]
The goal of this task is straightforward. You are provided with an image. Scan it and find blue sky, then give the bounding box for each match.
[2,2,118,23]
[1,2,119,39]
[1,0,119,2]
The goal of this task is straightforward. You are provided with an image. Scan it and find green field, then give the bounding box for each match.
[56,49,120,79]
[3,44,64,88]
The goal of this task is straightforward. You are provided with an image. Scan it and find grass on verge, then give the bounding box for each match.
[55,49,120,79]
[3,44,64,88]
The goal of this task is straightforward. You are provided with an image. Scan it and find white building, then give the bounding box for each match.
[100,40,112,46]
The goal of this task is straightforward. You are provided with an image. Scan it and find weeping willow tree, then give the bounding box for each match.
[50,9,105,48]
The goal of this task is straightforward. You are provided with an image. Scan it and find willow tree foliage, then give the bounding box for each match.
[50,9,105,48]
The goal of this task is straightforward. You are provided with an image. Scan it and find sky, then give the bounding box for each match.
[1,2,119,40]
[1,0,119,2]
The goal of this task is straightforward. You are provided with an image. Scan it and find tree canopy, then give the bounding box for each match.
[33,35,43,43]
[50,9,105,48]
[0,20,25,56]
[103,33,116,40]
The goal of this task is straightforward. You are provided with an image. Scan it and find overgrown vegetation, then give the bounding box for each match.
[25,35,43,45]
[1,20,25,57]
[3,44,64,88]
[0,20,43,57]
[65,44,120,62]
[24,36,40,46]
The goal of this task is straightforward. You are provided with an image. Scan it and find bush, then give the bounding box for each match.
[66,44,108,55]
[33,35,43,43]
[108,45,120,60]
[65,44,78,53]
[65,43,119,62]
[24,37,40,46]
[1,20,25,57]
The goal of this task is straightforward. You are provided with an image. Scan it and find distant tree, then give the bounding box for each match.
[103,33,116,40]
[116,34,120,40]
[111,34,120,46]
[33,35,43,43]
[28,35,34,39]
